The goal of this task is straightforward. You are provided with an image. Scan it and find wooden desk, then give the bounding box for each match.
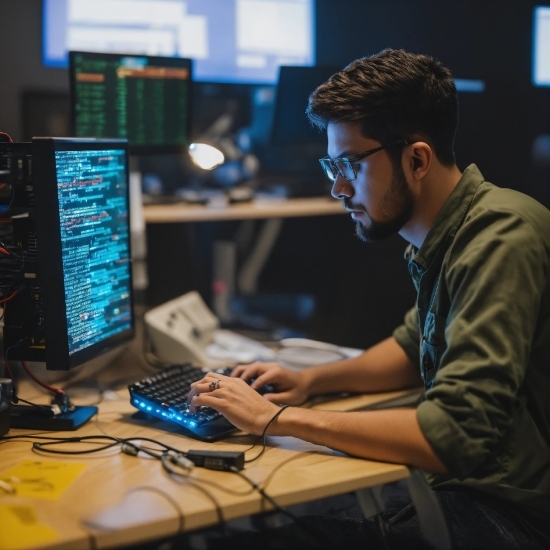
[143,196,345,223]
[0,386,413,550]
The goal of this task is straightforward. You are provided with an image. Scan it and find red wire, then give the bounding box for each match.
[21,361,65,396]
[0,289,19,303]
[0,132,13,143]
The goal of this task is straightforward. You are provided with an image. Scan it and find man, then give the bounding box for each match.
[188,49,550,549]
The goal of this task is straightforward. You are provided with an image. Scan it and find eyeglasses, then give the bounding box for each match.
[319,140,409,182]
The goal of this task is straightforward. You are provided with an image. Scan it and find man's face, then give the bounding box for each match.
[327,122,415,243]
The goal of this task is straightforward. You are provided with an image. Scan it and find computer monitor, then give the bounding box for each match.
[533,6,550,87]
[69,52,192,154]
[3,138,135,372]
[44,0,316,85]
[271,65,340,146]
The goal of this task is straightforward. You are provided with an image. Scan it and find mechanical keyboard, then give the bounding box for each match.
[128,364,236,441]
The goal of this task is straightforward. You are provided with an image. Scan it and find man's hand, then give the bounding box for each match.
[231,362,310,405]
[188,373,281,435]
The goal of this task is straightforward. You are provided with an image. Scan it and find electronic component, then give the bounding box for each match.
[128,363,236,441]
[2,138,135,370]
[128,362,275,441]
[0,137,135,431]
[186,450,245,471]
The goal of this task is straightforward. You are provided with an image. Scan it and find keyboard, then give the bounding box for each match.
[128,364,236,441]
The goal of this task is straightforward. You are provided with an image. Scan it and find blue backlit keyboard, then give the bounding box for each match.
[128,364,236,441]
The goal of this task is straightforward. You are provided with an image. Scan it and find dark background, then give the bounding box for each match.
[1,0,549,349]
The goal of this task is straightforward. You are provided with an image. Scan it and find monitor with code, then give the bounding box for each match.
[69,52,192,154]
[33,138,135,370]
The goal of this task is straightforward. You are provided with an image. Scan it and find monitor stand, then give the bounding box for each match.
[9,405,98,431]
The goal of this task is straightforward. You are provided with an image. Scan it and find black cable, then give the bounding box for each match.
[161,456,226,525]
[245,405,290,463]
[14,392,55,416]
[0,430,327,544]
[32,435,121,455]
[2,433,187,458]
[0,434,86,442]
[229,466,297,521]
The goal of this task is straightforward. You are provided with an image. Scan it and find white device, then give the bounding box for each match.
[275,338,363,369]
[144,291,275,367]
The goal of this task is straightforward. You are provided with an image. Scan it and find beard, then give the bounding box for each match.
[344,163,414,243]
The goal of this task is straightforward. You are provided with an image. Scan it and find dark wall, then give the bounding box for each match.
[1,0,549,349]
[0,0,69,140]
[314,0,550,195]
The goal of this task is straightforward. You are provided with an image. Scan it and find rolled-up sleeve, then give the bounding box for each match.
[416,212,548,479]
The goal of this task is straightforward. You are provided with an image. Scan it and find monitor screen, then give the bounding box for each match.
[33,138,135,370]
[533,6,550,86]
[44,0,316,85]
[69,52,192,154]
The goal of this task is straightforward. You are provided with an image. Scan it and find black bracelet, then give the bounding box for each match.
[245,405,290,464]
[262,404,290,437]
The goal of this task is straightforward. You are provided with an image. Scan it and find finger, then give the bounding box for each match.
[249,371,280,390]
[231,365,248,377]
[187,381,215,402]
[191,372,223,387]
[235,365,265,381]
[189,393,219,414]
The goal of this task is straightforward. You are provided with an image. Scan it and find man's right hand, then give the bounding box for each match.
[231,362,310,405]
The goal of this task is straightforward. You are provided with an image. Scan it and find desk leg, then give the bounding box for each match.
[212,240,237,321]
[238,218,284,295]
[407,470,452,550]
[355,485,385,517]
[211,218,284,320]
[356,471,452,550]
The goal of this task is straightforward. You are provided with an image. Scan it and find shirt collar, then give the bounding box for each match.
[409,164,485,271]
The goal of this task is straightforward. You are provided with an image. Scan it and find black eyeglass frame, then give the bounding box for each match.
[319,139,410,182]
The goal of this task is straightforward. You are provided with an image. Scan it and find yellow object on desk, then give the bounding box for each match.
[0,460,87,501]
[0,504,58,550]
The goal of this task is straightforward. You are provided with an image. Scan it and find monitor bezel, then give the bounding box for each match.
[33,137,135,371]
[68,51,193,155]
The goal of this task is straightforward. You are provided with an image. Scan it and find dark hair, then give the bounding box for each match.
[306,49,458,166]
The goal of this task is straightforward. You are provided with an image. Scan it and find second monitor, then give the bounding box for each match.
[69,51,192,154]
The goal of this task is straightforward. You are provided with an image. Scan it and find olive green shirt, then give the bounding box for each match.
[393,164,550,547]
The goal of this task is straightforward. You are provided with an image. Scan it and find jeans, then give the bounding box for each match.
[195,489,541,550]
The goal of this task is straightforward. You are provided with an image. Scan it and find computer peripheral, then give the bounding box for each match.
[144,291,276,368]
[129,364,233,441]
[128,363,276,441]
